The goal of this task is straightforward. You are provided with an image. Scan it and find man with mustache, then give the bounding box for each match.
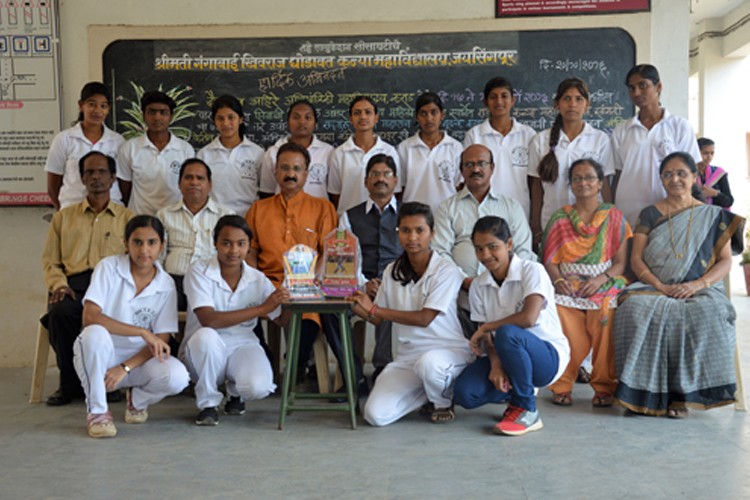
[433,144,535,337]
[246,142,364,390]
[339,154,402,382]
[156,158,233,310]
[41,151,134,405]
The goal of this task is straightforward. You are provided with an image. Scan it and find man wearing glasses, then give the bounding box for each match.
[434,144,536,337]
[339,154,402,382]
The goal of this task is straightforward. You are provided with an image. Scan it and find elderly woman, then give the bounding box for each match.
[542,159,632,407]
[614,152,744,418]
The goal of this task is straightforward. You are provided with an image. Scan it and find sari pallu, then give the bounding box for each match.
[614,204,744,415]
[542,203,632,313]
[697,164,731,208]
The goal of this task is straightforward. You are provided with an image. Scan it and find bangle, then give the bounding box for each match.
[603,270,612,280]
[553,278,566,286]
[368,304,378,322]
[702,278,710,289]
[637,269,650,280]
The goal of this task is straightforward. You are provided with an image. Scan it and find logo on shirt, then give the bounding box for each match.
[438,160,456,183]
[132,307,157,329]
[170,161,181,175]
[308,163,327,185]
[240,301,260,328]
[580,150,601,162]
[240,159,260,181]
[511,146,529,167]
[656,138,675,159]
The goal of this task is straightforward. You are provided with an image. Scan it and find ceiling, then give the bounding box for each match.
[689,0,747,36]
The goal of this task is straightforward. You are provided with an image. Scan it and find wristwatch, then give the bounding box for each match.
[120,362,131,374]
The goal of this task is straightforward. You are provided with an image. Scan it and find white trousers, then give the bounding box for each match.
[73,325,189,415]
[364,348,471,427]
[181,327,276,409]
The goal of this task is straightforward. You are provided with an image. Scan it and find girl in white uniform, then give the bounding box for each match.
[463,77,536,219]
[397,92,463,214]
[73,215,189,438]
[197,95,265,216]
[453,216,569,436]
[612,64,701,226]
[349,202,472,426]
[258,100,334,200]
[528,78,614,247]
[181,215,289,426]
[45,82,124,210]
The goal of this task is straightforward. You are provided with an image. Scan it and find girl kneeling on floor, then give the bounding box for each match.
[349,202,472,426]
[74,215,189,438]
[453,216,569,436]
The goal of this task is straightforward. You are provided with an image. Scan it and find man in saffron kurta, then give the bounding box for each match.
[245,142,363,386]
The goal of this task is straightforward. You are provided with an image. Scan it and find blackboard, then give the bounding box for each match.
[103,28,635,149]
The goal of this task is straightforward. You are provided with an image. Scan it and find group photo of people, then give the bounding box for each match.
[41,62,744,440]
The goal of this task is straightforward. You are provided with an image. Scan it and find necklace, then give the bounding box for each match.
[667,202,694,259]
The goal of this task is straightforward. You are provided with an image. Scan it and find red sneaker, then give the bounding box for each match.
[494,404,543,436]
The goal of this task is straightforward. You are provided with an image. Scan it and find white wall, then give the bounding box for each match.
[1,0,694,367]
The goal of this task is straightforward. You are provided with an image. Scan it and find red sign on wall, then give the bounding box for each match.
[497,0,650,17]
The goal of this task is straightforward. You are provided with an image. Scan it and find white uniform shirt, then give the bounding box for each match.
[375,252,468,359]
[397,132,463,213]
[44,123,124,208]
[182,256,280,349]
[156,197,234,276]
[528,123,615,229]
[117,133,195,216]
[197,136,265,216]
[469,256,569,383]
[463,118,536,219]
[258,135,334,199]
[83,254,178,358]
[327,135,401,215]
[612,108,701,226]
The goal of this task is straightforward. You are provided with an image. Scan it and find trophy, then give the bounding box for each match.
[320,228,359,298]
[282,244,323,300]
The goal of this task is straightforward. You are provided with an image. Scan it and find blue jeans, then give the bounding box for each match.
[454,324,559,412]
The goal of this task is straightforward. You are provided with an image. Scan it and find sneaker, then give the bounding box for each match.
[494,404,543,436]
[87,411,117,438]
[196,407,219,426]
[124,388,148,424]
[224,396,246,415]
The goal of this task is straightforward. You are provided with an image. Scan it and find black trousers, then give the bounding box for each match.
[300,314,363,383]
[41,271,92,396]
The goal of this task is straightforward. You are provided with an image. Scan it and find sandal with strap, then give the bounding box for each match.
[552,391,572,406]
[592,392,614,408]
[419,402,435,417]
[430,405,455,424]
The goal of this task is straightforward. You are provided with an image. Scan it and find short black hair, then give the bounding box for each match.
[213,215,252,244]
[365,154,397,177]
[141,90,176,113]
[277,142,310,169]
[78,151,116,179]
[349,95,378,116]
[178,158,212,182]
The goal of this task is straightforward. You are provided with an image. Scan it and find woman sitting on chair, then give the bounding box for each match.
[614,151,744,418]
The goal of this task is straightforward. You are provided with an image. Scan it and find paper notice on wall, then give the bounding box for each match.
[0,0,61,206]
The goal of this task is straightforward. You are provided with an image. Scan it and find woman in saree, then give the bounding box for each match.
[614,151,743,418]
[696,137,734,209]
[542,159,632,407]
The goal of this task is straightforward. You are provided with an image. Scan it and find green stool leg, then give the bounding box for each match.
[338,312,357,429]
[278,312,302,430]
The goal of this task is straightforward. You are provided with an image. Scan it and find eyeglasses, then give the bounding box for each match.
[571,175,599,184]
[661,170,690,180]
[461,160,492,169]
[277,165,306,173]
[367,170,395,179]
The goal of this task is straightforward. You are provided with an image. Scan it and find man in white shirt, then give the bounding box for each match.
[118,90,195,215]
[434,144,536,336]
[156,158,233,310]
[327,96,400,215]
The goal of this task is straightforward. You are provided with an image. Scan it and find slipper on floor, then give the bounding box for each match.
[552,391,572,406]
[430,406,455,424]
[667,407,689,419]
[592,392,614,408]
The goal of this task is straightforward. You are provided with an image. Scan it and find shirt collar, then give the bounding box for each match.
[365,195,398,215]
[114,254,173,294]
[204,254,263,290]
[79,197,119,216]
[475,254,521,289]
